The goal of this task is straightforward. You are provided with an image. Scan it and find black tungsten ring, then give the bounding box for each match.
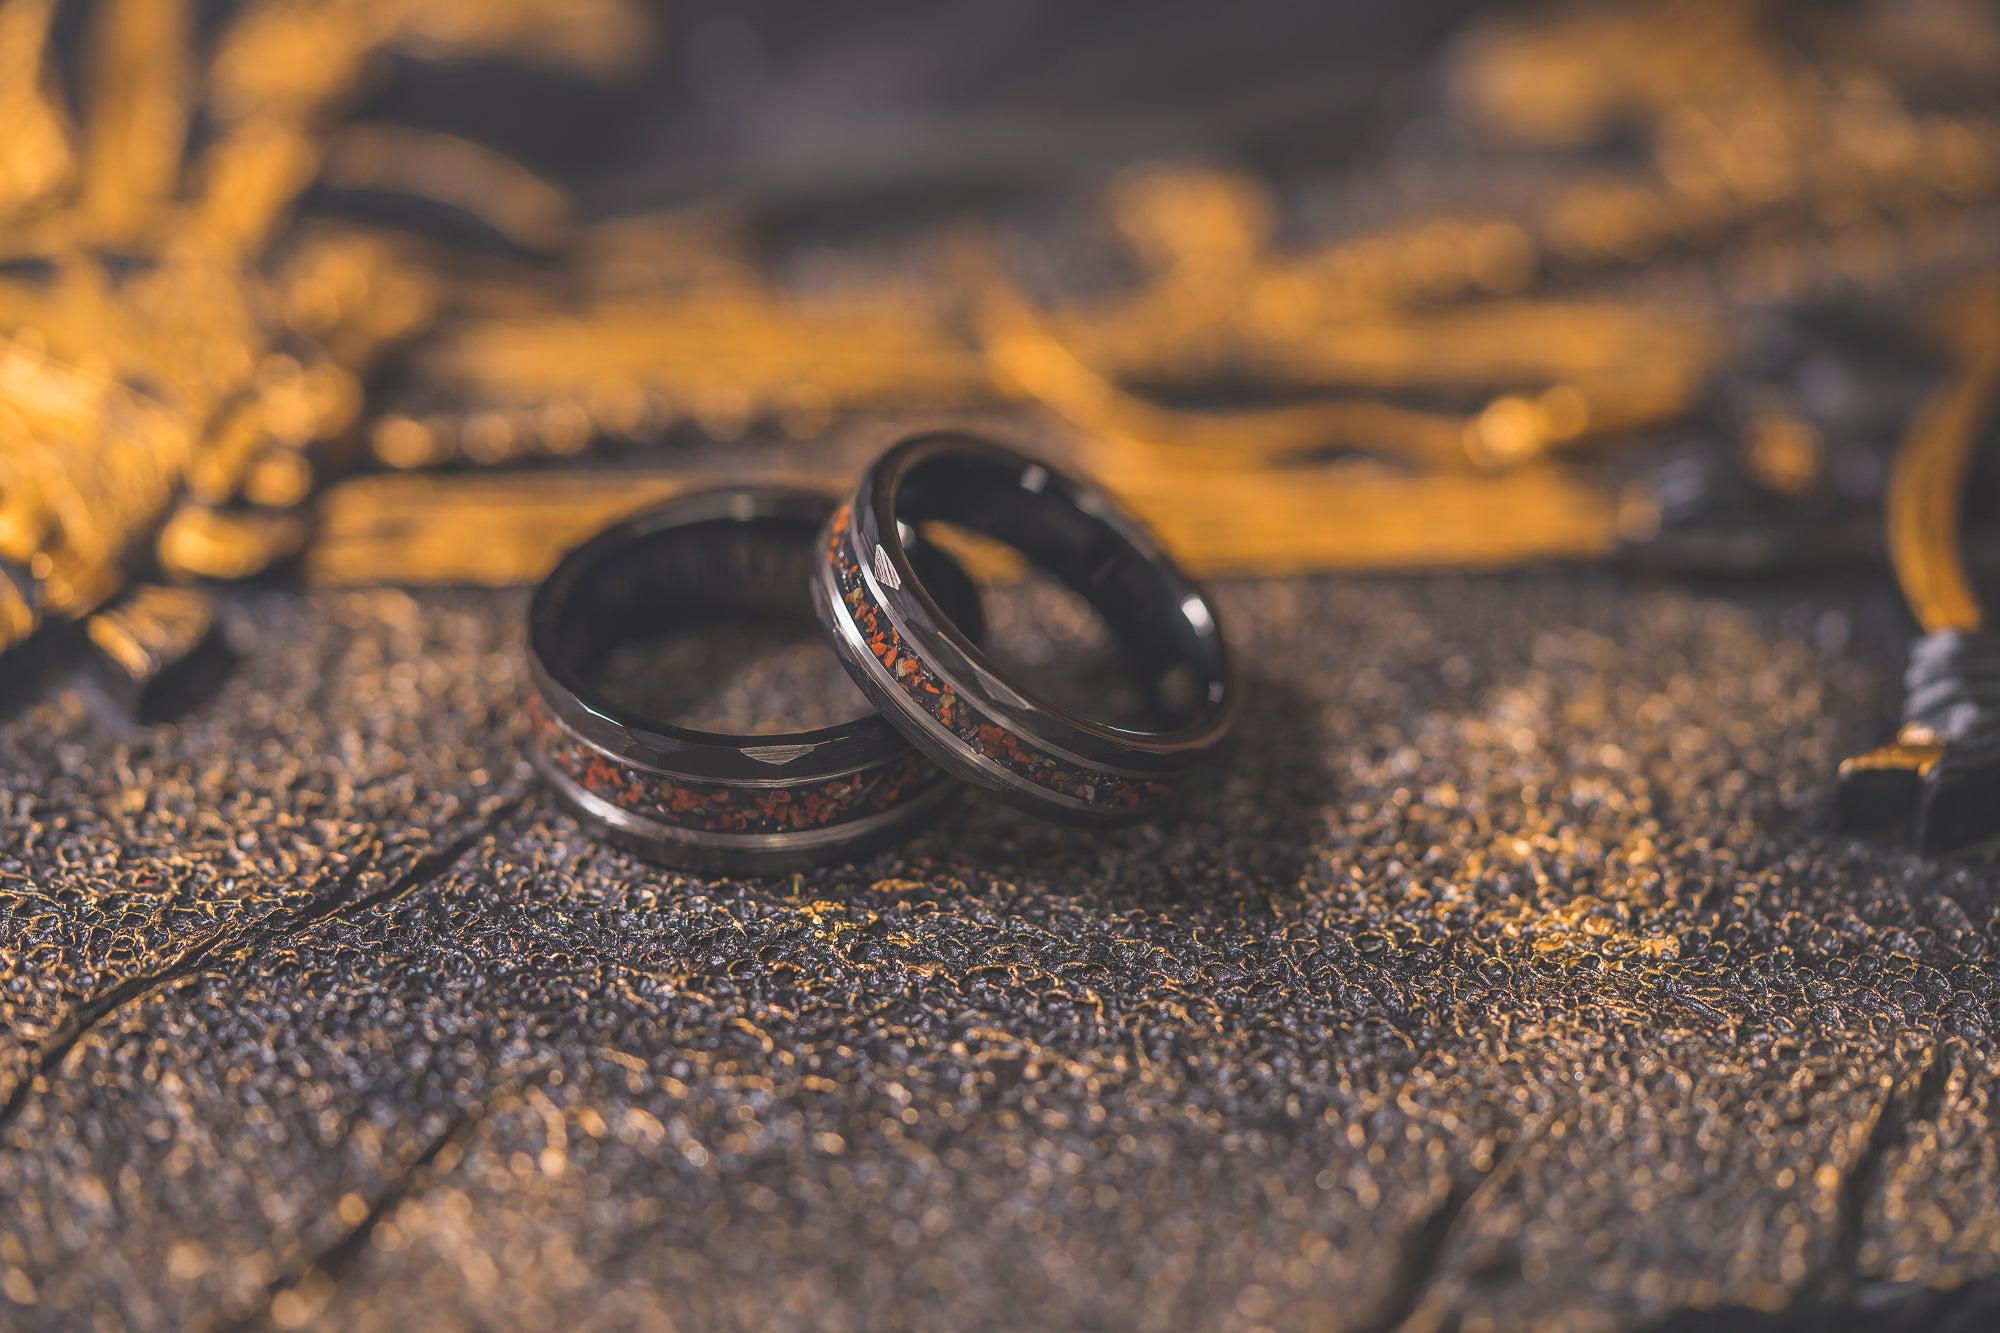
[815,432,1234,826]
[529,486,984,872]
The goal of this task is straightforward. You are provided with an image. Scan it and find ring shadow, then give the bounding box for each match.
[895,667,1335,918]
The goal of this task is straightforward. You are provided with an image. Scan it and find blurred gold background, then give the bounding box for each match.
[0,0,1996,676]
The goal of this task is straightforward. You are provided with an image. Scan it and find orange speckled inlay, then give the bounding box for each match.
[827,504,1174,814]
[530,693,937,834]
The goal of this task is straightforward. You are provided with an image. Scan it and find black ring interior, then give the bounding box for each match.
[545,498,985,742]
[896,451,1224,731]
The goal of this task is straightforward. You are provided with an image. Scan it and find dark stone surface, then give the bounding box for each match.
[2,568,1998,1330]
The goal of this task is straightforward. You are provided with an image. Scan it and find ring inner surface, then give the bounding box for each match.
[895,452,1224,735]
[556,513,866,739]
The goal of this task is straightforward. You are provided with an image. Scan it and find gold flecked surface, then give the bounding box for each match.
[3,0,2000,1324]
[2,570,1994,1329]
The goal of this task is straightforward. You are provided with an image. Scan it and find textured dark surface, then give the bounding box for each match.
[4,566,2000,1330]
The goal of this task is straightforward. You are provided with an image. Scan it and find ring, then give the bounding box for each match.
[528,486,983,871]
[815,432,1233,825]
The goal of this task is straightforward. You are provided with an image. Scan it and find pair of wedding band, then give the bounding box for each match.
[527,432,1236,872]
